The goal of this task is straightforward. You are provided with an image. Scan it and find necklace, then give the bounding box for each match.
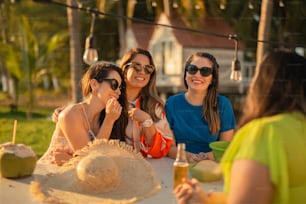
[128,99,137,108]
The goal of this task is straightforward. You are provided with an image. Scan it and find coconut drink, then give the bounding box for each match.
[0,120,37,178]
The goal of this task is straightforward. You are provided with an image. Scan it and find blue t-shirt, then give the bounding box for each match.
[165,93,236,153]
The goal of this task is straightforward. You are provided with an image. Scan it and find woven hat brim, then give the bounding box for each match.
[31,139,161,204]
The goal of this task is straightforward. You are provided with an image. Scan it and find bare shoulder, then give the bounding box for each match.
[59,103,83,122]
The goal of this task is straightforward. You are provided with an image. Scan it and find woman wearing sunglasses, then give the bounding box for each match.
[119,48,173,158]
[174,51,306,204]
[39,62,128,165]
[51,48,173,159]
[166,52,236,163]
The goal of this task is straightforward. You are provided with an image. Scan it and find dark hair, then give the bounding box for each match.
[183,52,220,134]
[120,48,164,122]
[81,62,128,141]
[238,51,306,128]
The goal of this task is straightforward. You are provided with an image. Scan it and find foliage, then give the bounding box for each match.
[1,0,305,108]
[215,0,306,59]
[0,1,70,116]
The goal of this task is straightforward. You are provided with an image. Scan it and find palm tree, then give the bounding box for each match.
[67,0,83,103]
[256,0,274,76]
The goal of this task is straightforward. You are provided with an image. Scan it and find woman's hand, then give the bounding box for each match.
[187,152,214,163]
[105,97,122,122]
[187,153,203,163]
[128,108,150,122]
[174,178,208,204]
[52,107,64,123]
[52,150,72,166]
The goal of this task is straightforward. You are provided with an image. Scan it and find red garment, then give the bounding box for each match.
[140,130,173,158]
[134,97,173,158]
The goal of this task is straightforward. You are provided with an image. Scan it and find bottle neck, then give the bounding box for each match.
[175,143,187,163]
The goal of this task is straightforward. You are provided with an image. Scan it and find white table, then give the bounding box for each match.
[0,157,223,204]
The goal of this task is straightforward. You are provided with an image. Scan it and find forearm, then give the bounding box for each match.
[167,145,177,159]
[142,125,156,146]
[202,192,227,204]
[219,129,234,141]
[96,118,115,140]
[167,146,202,163]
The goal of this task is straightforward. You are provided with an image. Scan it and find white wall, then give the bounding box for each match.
[128,13,253,94]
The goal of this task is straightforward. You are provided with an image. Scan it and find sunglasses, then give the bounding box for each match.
[186,64,213,77]
[96,78,122,91]
[125,62,155,75]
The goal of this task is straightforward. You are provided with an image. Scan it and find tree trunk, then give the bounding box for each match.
[117,0,126,58]
[67,0,83,103]
[256,0,274,76]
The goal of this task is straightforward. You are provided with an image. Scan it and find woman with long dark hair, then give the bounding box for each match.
[40,62,128,165]
[120,48,173,158]
[166,52,236,162]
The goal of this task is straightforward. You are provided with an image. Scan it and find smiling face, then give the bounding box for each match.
[125,53,152,90]
[185,55,213,93]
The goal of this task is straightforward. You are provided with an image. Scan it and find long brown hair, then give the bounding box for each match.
[183,52,220,134]
[81,62,128,141]
[120,48,164,122]
[238,51,306,128]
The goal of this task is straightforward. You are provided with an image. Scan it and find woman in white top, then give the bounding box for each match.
[39,62,128,165]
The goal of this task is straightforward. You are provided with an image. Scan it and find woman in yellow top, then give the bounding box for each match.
[173,51,306,204]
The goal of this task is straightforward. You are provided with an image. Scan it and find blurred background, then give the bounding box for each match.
[0,1,305,154]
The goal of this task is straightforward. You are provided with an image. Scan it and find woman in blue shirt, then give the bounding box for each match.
[166,52,236,162]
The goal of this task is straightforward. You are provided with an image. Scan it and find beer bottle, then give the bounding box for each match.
[173,143,189,189]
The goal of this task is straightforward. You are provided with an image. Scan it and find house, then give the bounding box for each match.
[125,13,254,98]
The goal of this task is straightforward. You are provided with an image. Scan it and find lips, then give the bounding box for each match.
[191,78,205,84]
[135,76,146,81]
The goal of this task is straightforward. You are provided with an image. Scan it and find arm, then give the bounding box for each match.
[228,159,274,204]
[168,128,231,162]
[168,144,214,163]
[173,178,227,204]
[58,106,94,151]
[219,129,234,141]
[128,108,156,146]
[144,105,174,158]
[96,97,122,140]
[52,106,65,122]
[175,159,274,204]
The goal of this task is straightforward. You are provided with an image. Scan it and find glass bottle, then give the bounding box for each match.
[173,143,189,189]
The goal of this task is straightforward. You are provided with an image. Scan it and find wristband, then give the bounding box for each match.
[142,118,153,128]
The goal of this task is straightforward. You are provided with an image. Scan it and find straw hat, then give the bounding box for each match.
[31,139,161,204]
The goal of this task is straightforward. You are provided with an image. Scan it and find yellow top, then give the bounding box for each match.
[221,112,306,204]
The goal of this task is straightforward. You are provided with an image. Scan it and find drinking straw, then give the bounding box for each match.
[12,120,17,144]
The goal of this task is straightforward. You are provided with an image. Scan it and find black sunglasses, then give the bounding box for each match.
[96,78,122,91]
[125,62,155,75]
[186,64,213,77]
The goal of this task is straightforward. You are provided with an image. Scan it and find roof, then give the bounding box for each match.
[170,15,241,49]
[130,14,244,49]
[130,22,155,49]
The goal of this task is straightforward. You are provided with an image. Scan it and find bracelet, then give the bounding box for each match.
[199,152,208,160]
[142,118,153,128]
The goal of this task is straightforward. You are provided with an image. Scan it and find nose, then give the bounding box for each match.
[138,68,146,74]
[194,69,201,76]
[116,87,121,95]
